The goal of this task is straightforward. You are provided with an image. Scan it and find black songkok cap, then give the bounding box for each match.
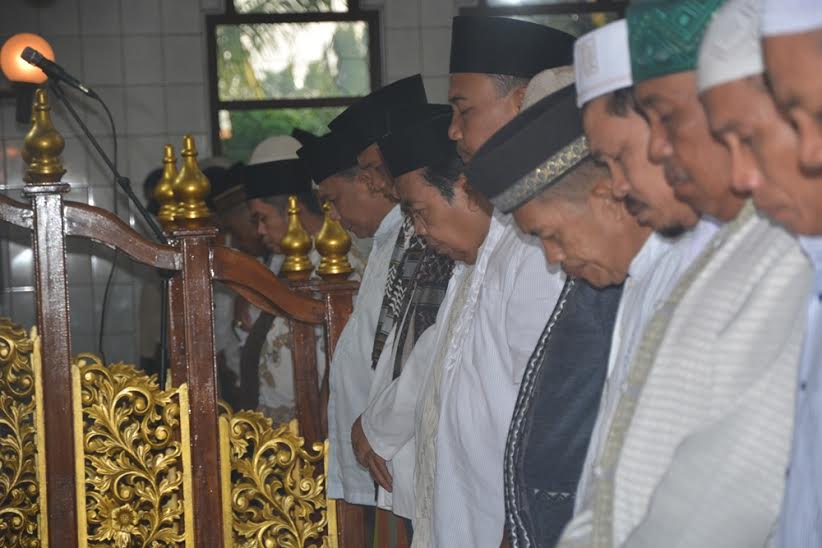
[449,16,575,78]
[378,105,455,178]
[466,84,589,213]
[297,130,360,184]
[243,158,313,200]
[211,162,247,214]
[328,74,428,153]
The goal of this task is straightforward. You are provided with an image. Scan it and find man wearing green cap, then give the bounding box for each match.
[556,3,811,547]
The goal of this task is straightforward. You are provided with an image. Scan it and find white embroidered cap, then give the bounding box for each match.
[249,135,302,165]
[697,0,763,93]
[522,65,576,109]
[573,20,633,108]
[761,0,822,37]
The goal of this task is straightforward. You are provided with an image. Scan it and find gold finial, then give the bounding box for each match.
[22,88,66,184]
[155,144,178,228]
[316,201,353,279]
[172,135,211,227]
[279,195,314,280]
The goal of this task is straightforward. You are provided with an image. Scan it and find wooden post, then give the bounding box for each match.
[22,88,78,545]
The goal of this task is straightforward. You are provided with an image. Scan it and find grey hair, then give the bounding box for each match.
[489,74,530,97]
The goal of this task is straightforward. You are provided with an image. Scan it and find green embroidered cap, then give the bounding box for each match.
[628,0,725,84]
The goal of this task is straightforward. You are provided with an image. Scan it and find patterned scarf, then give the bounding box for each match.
[371,216,422,368]
[391,246,454,379]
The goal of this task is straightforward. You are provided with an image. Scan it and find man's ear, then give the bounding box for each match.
[511,85,527,112]
[589,177,625,219]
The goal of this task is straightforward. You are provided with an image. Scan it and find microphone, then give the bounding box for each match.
[20,47,98,99]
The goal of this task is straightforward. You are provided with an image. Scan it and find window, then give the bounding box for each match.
[207,0,380,162]
[462,0,628,38]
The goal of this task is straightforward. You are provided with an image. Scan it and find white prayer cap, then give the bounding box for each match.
[761,0,822,37]
[573,20,632,108]
[523,65,575,109]
[248,135,301,165]
[697,0,763,93]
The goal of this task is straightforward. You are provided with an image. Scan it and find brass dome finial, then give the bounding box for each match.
[316,201,353,279]
[22,88,66,184]
[279,195,314,280]
[172,135,211,227]
[154,144,178,228]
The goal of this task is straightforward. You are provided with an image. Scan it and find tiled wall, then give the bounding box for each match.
[0,0,473,364]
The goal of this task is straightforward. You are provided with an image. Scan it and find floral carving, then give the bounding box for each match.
[222,406,330,547]
[0,318,40,546]
[75,355,186,547]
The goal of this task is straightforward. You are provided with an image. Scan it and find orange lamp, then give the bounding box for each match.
[0,33,54,84]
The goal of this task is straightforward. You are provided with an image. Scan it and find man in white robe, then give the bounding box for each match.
[559,3,811,546]
[698,1,822,544]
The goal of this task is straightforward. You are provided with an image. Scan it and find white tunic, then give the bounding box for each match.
[574,221,718,514]
[411,213,565,548]
[327,205,403,505]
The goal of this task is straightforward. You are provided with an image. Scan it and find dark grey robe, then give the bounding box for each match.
[504,277,623,547]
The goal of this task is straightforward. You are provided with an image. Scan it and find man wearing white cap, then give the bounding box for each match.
[698,1,822,545]
[562,18,718,542]
[761,0,822,171]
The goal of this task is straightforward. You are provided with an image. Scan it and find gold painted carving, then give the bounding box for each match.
[280,195,314,280]
[316,201,353,280]
[172,135,212,227]
[73,355,188,547]
[155,144,179,228]
[0,318,42,545]
[220,406,331,547]
[22,88,66,184]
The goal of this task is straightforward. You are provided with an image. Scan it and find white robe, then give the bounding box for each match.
[411,212,565,547]
[327,205,403,505]
[574,221,717,514]
[559,204,811,548]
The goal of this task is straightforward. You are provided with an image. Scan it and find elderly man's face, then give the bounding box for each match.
[635,71,745,222]
[583,93,699,236]
[448,73,524,163]
[512,174,650,289]
[763,31,822,172]
[703,76,822,236]
[396,170,490,264]
[317,168,394,239]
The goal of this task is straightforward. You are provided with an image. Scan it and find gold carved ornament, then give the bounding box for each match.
[72,355,192,547]
[172,134,212,228]
[0,319,45,546]
[219,405,333,548]
[155,144,179,228]
[279,195,314,280]
[22,88,66,185]
[315,201,353,280]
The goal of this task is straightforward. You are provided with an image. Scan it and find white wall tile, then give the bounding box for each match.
[10,291,35,330]
[0,1,39,36]
[61,136,90,187]
[3,142,24,188]
[40,0,81,36]
[124,36,164,85]
[124,85,166,135]
[163,35,205,84]
[0,138,5,187]
[83,36,124,85]
[161,0,202,34]
[2,101,29,139]
[166,85,206,134]
[200,0,224,12]
[121,0,162,35]
[43,35,85,80]
[81,0,121,35]
[127,135,169,188]
[386,28,421,78]
[84,86,127,136]
[385,0,420,29]
[421,0,454,27]
[423,75,449,103]
[421,27,450,77]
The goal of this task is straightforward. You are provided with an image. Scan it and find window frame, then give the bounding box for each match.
[205,0,381,156]
[460,1,627,18]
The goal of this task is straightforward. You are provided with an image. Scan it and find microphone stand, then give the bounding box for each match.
[48,81,172,388]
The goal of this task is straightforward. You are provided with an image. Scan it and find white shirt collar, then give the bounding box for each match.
[628,232,674,281]
[800,235,822,273]
[373,204,403,244]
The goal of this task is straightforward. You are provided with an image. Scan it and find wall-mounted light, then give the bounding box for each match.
[0,33,55,123]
